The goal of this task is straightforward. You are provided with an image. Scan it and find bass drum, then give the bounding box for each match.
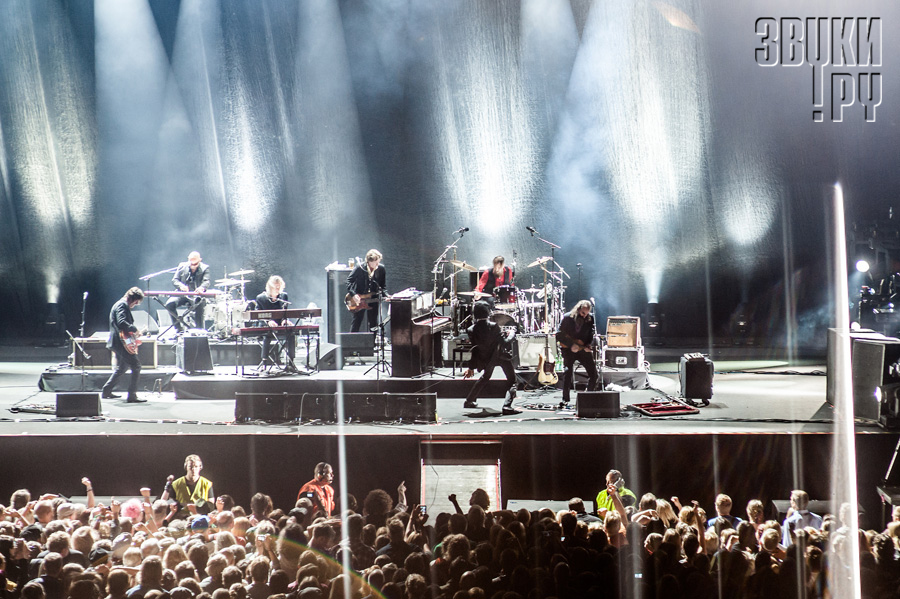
[211,299,247,336]
[490,311,520,333]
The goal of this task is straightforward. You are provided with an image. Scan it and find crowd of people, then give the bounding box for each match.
[0,459,892,599]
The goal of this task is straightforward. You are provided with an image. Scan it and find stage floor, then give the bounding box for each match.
[0,351,857,436]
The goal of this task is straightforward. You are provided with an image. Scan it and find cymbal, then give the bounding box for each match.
[228,269,255,277]
[216,278,243,286]
[457,291,492,298]
[448,260,477,272]
[527,257,552,268]
[519,287,544,293]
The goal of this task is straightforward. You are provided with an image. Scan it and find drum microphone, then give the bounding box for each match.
[526,226,537,235]
[455,227,469,234]
[83,291,88,300]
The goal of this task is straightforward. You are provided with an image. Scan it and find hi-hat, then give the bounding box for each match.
[448,260,477,272]
[527,257,552,268]
[228,269,255,277]
[216,278,243,286]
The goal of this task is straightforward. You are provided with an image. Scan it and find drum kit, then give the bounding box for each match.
[209,268,254,337]
[448,260,567,335]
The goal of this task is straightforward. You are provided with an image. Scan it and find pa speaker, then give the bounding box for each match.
[680,354,714,401]
[576,391,620,418]
[851,338,900,420]
[316,342,342,370]
[234,392,291,423]
[290,394,337,422]
[56,393,101,417]
[177,336,213,373]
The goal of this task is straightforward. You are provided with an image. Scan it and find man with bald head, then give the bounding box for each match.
[166,251,211,332]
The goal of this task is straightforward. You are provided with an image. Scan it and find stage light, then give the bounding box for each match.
[647,302,660,328]
[856,260,871,273]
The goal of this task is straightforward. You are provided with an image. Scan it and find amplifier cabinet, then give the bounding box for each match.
[72,337,158,369]
[602,345,643,369]
[606,316,641,348]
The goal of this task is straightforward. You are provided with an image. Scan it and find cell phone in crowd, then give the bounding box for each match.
[419,505,427,515]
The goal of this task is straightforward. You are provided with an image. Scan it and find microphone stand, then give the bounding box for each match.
[79,293,88,338]
[365,287,392,379]
[66,330,91,392]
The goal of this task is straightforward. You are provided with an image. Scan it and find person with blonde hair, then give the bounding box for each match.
[161,454,214,518]
[347,249,386,333]
[253,275,295,369]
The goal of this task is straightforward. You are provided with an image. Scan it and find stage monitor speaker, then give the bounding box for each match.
[325,267,353,344]
[56,392,101,417]
[316,342,342,370]
[289,394,337,422]
[680,354,714,400]
[851,338,900,420]
[176,335,213,373]
[606,316,641,348]
[234,392,291,422]
[338,332,376,357]
[576,391,620,418]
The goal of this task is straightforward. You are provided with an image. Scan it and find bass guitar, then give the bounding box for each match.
[344,292,377,313]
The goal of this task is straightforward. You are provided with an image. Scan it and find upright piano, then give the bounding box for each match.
[388,290,451,377]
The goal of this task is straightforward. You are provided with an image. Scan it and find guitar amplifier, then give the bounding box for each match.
[606,316,641,348]
[72,337,158,369]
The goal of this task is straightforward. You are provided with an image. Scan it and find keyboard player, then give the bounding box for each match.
[254,275,296,368]
[166,251,211,332]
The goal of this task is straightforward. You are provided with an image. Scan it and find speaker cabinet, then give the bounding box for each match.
[576,391,620,418]
[326,267,353,344]
[288,394,337,422]
[851,338,900,420]
[73,338,158,369]
[176,336,213,373]
[234,393,291,422]
[606,316,641,348]
[56,393,101,417]
[338,332,375,357]
[680,354,714,401]
[516,334,558,368]
[316,342,342,370]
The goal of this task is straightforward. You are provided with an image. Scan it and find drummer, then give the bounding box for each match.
[476,255,514,303]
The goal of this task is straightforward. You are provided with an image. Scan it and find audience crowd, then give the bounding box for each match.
[0,463,892,599]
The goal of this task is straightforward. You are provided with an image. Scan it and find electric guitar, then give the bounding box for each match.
[344,292,377,313]
[119,330,143,355]
[537,335,558,385]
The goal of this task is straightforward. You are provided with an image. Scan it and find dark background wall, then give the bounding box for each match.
[1,1,897,350]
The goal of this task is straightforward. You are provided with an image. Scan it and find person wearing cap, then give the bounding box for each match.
[161,454,214,519]
[297,463,335,517]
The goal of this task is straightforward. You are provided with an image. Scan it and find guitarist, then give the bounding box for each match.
[101,287,147,403]
[462,301,520,415]
[347,249,386,333]
[556,299,599,408]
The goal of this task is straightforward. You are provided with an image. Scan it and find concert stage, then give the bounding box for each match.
[2,343,896,532]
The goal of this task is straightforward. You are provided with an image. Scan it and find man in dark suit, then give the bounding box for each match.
[346,249,387,333]
[166,251,211,332]
[102,287,146,403]
[462,301,520,415]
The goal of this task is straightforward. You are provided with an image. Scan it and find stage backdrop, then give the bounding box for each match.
[0,0,896,349]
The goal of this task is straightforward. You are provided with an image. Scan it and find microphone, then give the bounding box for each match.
[456,227,469,234]
[83,291,88,300]
[590,297,595,305]
[526,226,537,235]
[441,287,449,299]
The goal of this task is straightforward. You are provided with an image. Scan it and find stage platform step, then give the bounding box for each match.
[37,364,649,400]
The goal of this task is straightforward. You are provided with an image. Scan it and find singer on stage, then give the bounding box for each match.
[556,300,599,407]
[347,249,386,333]
[101,287,146,403]
[166,251,211,332]
[475,255,513,295]
[254,275,295,367]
